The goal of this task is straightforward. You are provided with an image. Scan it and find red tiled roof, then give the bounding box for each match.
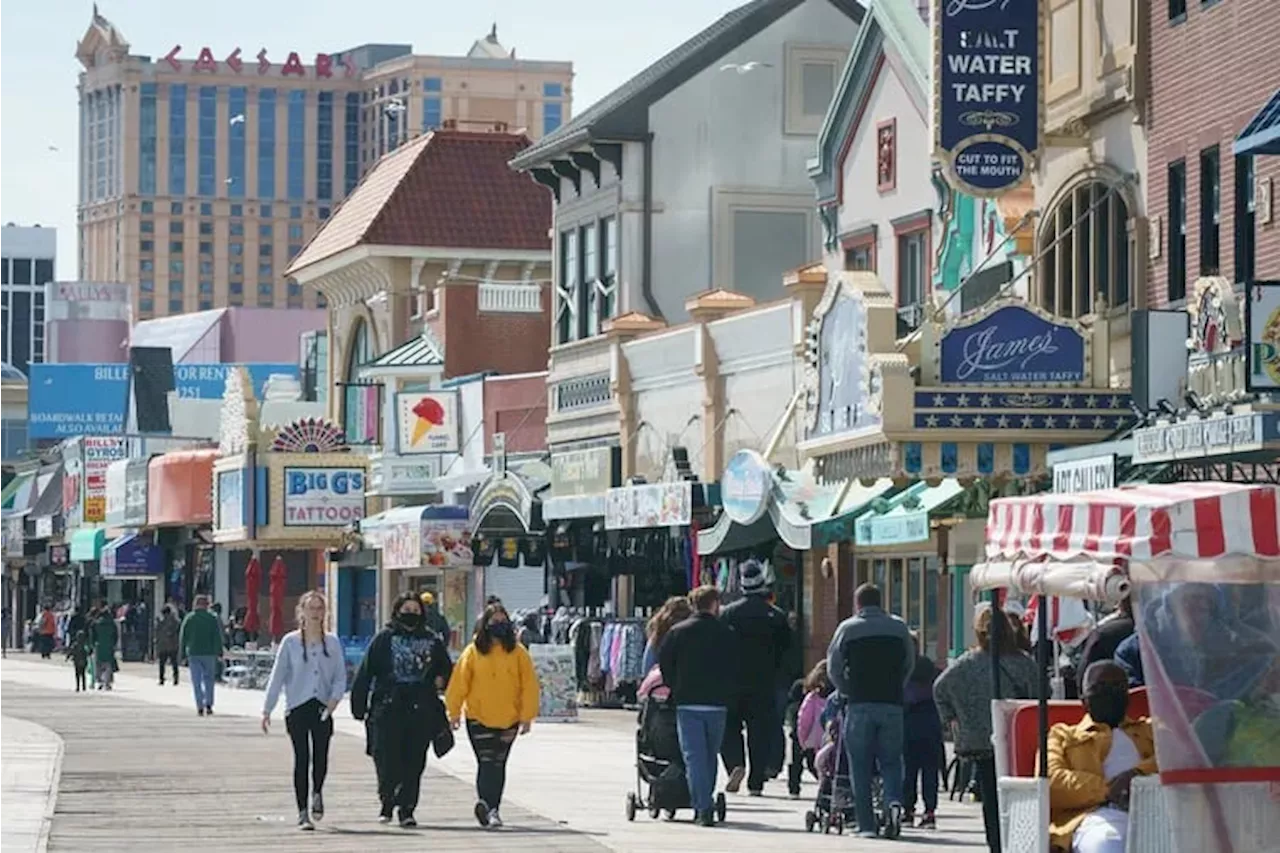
[287,130,551,275]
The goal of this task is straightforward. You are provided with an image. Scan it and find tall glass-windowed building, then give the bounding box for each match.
[75,12,572,319]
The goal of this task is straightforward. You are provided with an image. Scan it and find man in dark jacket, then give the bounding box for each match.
[419,592,451,644]
[155,605,181,685]
[827,583,914,839]
[1075,595,1134,695]
[660,585,738,827]
[718,560,791,795]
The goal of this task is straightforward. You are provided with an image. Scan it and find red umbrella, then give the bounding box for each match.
[268,555,287,640]
[243,555,261,635]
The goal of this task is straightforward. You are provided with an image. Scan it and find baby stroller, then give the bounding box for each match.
[804,703,888,835]
[626,688,727,823]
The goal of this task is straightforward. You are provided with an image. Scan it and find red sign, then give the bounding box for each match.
[164,45,358,78]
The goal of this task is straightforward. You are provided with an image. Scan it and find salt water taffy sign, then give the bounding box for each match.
[934,0,1043,196]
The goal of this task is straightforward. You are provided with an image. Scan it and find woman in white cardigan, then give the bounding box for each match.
[262,590,347,830]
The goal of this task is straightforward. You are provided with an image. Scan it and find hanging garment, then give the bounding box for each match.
[587,622,604,686]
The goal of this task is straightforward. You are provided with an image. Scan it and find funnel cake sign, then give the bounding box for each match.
[395,391,460,454]
[939,302,1086,385]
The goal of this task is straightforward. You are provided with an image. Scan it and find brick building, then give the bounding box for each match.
[1146,0,1280,308]
[286,125,553,445]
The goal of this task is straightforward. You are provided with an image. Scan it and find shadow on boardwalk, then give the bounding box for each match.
[3,682,607,853]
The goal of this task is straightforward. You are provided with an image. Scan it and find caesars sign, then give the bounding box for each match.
[283,467,366,527]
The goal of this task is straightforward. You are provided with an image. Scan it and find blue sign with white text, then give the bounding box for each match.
[936,0,1041,195]
[28,362,299,439]
[940,305,1085,385]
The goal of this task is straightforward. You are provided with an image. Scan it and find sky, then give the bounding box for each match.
[0,0,747,278]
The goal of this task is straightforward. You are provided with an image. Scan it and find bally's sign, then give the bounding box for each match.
[939,303,1086,385]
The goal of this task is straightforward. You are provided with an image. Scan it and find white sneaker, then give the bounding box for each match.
[297,809,315,831]
[488,810,503,829]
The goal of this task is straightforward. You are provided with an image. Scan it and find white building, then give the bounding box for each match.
[1,224,57,374]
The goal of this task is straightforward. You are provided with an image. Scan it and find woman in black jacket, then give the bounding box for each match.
[350,592,453,828]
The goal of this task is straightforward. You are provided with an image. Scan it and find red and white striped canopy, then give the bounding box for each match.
[985,482,1280,564]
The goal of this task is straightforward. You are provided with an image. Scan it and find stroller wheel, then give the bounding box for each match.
[804,811,817,833]
[715,792,727,823]
[626,793,638,822]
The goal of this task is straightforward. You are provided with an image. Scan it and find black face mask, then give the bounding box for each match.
[396,611,423,630]
[488,621,514,641]
[1085,684,1129,727]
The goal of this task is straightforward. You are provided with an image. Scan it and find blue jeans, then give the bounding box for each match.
[844,702,905,833]
[188,655,217,710]
[676,706,727,814]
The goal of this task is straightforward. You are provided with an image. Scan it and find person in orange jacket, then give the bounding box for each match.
[445,602,539,829]
[1042,661,1157,853]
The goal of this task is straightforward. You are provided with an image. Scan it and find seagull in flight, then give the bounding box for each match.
[224,177,235,185]
[229,114,245,125]
[383,98,407,115]
[47,145,59,152]
[720,61,773,74]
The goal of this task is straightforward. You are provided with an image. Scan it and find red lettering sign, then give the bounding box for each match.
[343,53,358,77]
[281,51,305,76]
[226,47,243,73]
[315,53,333,78]
[164,45,182,71]
[256,48,271,75]
[193,46,218,73]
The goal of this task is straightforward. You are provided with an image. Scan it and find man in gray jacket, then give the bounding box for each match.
[826,583,914,839]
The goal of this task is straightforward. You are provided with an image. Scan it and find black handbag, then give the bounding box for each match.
[433,725,455,758]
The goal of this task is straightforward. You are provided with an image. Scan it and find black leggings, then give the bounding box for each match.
[467,721,518,810]
[974,754,1000,852]
[285,699,334,812]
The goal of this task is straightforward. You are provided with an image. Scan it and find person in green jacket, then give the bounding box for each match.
[89,608,120,691]
[180,594,224,716]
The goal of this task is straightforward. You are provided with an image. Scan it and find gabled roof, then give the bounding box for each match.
[809,0,928,205]
[359,329,445,378]
[510,0,865,170]
[288,130,552,276]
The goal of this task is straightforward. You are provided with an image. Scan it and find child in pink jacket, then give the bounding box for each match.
[788,661,832,797]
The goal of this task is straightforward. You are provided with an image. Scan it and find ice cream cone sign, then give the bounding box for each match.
[397,391,459,453]
[410,396,445,446]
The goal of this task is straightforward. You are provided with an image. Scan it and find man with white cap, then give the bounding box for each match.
[718,559,792,796]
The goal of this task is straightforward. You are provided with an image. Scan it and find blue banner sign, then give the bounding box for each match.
[29,362,299,439]
[940,304,1085,385]
[935,0,1041,196]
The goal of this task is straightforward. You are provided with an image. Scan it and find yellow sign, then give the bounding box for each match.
[84,496,107,524]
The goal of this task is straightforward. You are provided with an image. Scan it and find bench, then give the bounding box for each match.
[995,689,1175,853]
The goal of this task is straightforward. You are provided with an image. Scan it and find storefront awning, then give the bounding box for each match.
[698,468,894,555]
[1,470,36,515]
[69,527,107,562]
[850,479,965,547]
[101,533,164,577]
[1234,87,1280,157]
[147,449,217,527]
[361,504,471,570]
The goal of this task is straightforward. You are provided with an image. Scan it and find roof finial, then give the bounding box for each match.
[488,22,498,42]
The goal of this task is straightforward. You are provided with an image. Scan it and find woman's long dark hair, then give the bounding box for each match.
[473,603,516,655]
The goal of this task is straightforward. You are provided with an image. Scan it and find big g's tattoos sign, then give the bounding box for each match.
[940,303,1086,385]
[934,0,1042,196]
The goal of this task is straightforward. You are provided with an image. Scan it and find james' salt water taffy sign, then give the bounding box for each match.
[939,302,1086,385]
[934,0,1043,196]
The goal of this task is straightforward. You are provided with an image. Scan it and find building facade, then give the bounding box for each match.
[74,10,571,320]
[1,225,56,375]
[1146,0,1280,310]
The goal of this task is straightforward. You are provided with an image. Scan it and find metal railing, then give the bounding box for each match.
[478,282,542,314]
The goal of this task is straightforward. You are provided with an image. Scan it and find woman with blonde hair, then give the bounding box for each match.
[642,595,695,674]
[261,590,347,830]
[933,605,1039,851]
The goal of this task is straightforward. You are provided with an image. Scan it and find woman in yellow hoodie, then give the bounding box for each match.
[445,602,540,828]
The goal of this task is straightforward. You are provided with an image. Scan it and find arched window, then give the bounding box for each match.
[342,318,376,443]
[1037,180,1132,318]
